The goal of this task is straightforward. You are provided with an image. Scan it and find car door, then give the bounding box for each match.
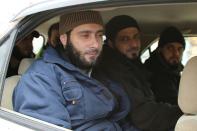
[0,27,70,131]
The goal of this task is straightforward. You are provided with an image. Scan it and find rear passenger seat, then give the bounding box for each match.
[1,58,34,110]
[175,56,197,131]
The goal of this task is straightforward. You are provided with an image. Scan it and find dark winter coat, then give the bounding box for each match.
[92,44,182,131]
[13,47,130,131]
[144,50,183,105]
[7,46,35,77]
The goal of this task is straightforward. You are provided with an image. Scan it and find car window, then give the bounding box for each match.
[0,40,11,74]
[141,36,197,65]
[32,34,45,55]
[182,37,197,65]
[0,29,17,79]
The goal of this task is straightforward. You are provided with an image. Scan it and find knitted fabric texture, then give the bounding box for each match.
[59,11,103,35]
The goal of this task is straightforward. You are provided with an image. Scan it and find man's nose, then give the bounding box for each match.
[129,39,140,47]
[173,49,181,57]
[91,36,100,48]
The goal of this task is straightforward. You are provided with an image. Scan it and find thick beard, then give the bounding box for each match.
[160,52,180,69]
[168,60,179,69]
[65,42,94,70]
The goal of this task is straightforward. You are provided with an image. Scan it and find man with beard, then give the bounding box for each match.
[7,30,40,77]
[92,15,182,131]
[36,23,60,58]
[145,26,185,105]
[13,11,130,130]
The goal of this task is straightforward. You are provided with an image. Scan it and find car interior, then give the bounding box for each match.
[1,1,197,130]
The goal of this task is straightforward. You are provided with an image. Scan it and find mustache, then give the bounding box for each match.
[170,56,180,60]
[126,47,140,52]
[85,48,99,54]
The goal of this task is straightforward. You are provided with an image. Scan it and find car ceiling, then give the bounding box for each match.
[35,2,197,49]
[100,2,197,49]
[100,3,197,35]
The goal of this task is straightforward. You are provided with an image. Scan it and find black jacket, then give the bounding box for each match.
[92,44,182,131]
[7,46,35,77]
[145,50,183,105]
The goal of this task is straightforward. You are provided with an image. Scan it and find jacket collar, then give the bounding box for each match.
[148,50,183,74]
[101,44,143,68]
[43,46,80,72]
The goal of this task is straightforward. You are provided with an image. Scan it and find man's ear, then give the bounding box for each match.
[60,34,67,48]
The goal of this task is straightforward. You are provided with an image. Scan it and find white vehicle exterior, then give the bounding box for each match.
[0,0,197,130]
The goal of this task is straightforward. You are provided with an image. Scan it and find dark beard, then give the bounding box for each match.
[160,52,179,69]
[65,42,94,70]
[169,62,179,70]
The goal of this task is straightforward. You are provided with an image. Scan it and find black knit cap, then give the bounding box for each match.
[158,26,185,49]
[105,15,140,41]
[31,30,40,38]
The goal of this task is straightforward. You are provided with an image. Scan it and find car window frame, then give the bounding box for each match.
[0,27,70,131]
[0,0,195,130]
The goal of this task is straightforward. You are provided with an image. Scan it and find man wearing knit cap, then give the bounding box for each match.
[13,11,128,130]
[7,30,40,77]
[92,15,182,131]
[145,26,185,105]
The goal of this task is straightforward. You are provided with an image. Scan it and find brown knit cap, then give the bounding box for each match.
[59,10,103,35]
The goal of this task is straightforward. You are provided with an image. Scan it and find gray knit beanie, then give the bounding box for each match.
[59,11,103,35]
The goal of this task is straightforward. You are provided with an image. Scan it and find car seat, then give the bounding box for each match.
[175,56,197,131]
[1,58,34,110]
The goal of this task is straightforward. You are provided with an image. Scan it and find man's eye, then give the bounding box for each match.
[120,37,129,42]
[166,46,174,51]
[99,34,103,37]
[97,33,103,38]
[81,34,89,38]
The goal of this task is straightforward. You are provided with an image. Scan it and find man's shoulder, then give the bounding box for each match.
[25,58,64,78]
[20,58,77,89]
[144,52,165,73]
[30,59,52,71]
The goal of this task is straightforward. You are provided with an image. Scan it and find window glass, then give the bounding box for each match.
[182,37,197,65]
[32,35,44,55]
[150,42,158,52]
[0,41,10,75]
[141,50,150,63]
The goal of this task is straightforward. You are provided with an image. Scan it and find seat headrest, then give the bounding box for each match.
[178,56,197,114]
[18,58,34,75]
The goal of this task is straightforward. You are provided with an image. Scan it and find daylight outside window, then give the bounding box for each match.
[141,36,197,65]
